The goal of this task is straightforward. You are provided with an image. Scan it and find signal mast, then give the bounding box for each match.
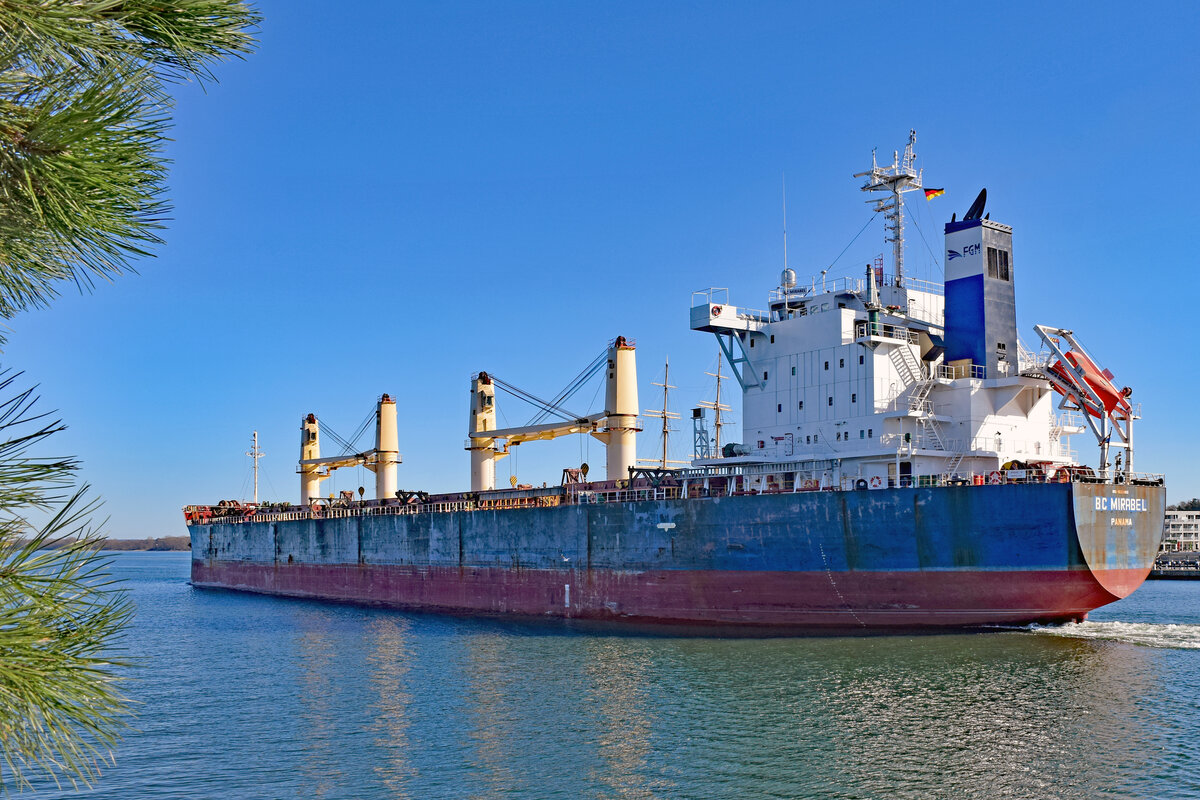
[855,129,923,280]
[246,431,264,504]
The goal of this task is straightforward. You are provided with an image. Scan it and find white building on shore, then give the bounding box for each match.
[1161,508,1200,553]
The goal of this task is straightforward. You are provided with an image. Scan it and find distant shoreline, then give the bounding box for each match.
[103,537,190,551]
[31,536,191,552]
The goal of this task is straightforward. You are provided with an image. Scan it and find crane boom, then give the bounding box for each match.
[468,412,608,445]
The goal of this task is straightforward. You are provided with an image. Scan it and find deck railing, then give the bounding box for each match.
[183,466,1164,526]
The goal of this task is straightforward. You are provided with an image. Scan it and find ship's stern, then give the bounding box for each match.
[1071,482,1165,601]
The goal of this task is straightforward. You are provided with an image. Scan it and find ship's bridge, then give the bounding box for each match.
[691,273,945,336]
[690,288,768,334]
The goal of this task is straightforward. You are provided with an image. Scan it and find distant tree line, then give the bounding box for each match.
[1168,499,1200,511]
[101,537,190,551]
[22,536,190,551]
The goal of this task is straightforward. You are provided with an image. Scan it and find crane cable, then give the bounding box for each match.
[527,347,609,426]
[322,405,376,456]
[490,376,583,423]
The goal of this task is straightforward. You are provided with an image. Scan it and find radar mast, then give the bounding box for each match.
[855,129,923,281]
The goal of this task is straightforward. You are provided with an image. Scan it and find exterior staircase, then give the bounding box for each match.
[916,417,946,451]
[890,343,936,413]
[891,342,969,475]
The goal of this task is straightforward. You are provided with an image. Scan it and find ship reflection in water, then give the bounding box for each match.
[582,639,669,799]
[366,617,415,798]
[36,555,1195,800]
[337,619,1174,799]
[295,623,346,799]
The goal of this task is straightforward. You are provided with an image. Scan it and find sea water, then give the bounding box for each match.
[16,552,1200,799]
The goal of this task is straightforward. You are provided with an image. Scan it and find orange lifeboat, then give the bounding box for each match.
[1047,350,1131,419]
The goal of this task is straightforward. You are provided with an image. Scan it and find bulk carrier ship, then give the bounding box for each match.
[185,133,1165,631]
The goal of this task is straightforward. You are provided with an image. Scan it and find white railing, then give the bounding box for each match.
[899,275,945,296]
[1017,337,1041,374]
[1054,411,1086,430]
[962,435,1076,461]
[569,486,682,504]
[183,460,1165,526]
[856,320,920,344]
[765,273,946,299]
[691,287,729,307]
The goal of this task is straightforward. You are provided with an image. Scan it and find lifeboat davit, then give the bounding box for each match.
[1047,350,1131,419]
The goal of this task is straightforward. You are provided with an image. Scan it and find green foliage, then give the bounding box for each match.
[1168,498,1200,511]
[0,0,259,323]
[0,0,259,789]
[0,373,131,791]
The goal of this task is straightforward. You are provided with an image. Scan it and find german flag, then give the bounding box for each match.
[924,187,945,201]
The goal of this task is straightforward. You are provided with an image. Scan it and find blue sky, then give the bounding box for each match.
[6,1,1198,537]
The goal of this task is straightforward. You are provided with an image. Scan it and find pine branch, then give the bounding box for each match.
[0,0,259,330]
[0,374,131,791]
[0,0,259,789]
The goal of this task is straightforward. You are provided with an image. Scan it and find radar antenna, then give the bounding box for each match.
[854,129,924,281]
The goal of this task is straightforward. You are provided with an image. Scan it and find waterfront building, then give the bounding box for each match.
[1160,509,1200,552]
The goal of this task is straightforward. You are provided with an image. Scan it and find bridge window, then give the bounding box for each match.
[839,358,844,368]
[777,404,782,413]
[851,393,857,403]
[824,361,829,370]
[827,396,833,407]
[791,366,796,376]
[763,371,769,381]
[798,401,803,410]
[859,354,864,365]
[987,247,1011,281]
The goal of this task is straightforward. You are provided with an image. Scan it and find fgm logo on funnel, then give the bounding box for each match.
[947,244,981,260]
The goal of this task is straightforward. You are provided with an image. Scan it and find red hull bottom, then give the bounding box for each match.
[192,560,1142,631]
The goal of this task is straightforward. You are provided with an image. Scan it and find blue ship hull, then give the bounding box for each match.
[188,482,1163,630]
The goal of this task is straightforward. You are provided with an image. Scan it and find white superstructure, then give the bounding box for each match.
[688,133,1137,490]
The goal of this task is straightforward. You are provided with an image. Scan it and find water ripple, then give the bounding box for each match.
[17,554,1200,800]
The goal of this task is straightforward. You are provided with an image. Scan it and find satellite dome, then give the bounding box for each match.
[781,268,797,289]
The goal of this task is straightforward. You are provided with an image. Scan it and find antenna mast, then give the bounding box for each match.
[641,359,683,469]
[699,352,732,456]
[247,430,264,504]
[782,173,788,271]
[855,129,923,281]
